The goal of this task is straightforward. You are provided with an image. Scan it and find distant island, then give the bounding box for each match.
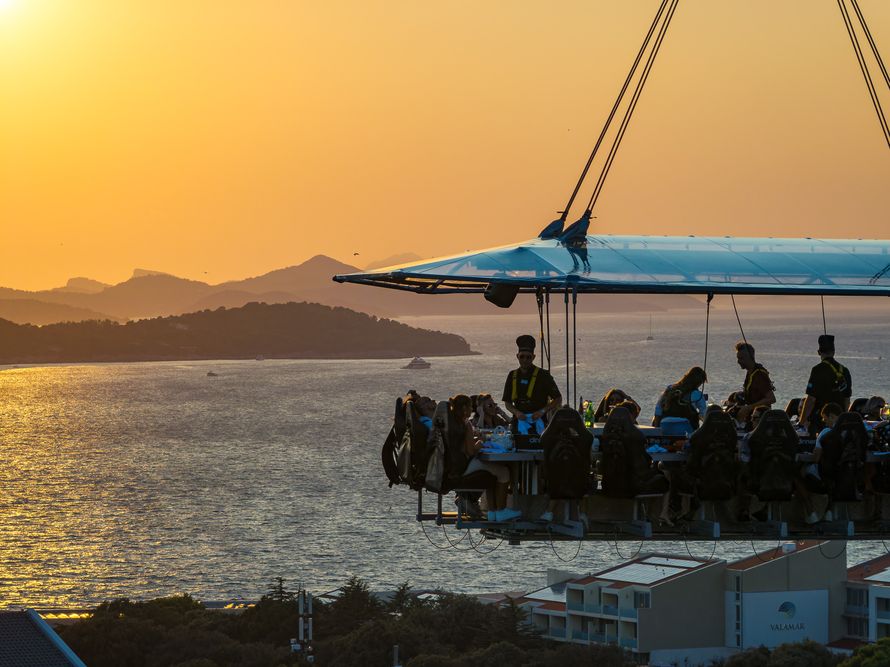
[0,302,474,364]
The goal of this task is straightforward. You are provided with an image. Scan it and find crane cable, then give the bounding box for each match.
[587,0,681,213]
[850,0,890,92]
[703,293,714,376]
[837,0,890,148]
[559,0,671,222]
[731,294,748,346]
[851,0,890,88]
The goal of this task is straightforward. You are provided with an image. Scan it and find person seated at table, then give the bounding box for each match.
[593,388,641,423]
[863,396,888,423]
[652,366,708,430]
[449,394,517,521]
[503,335,562,436]
[416,396,436,431]
[474,392,510,429]
[794,402,841,524]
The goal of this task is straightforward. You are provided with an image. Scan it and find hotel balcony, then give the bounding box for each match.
[620,607,639,620]
[845,605,869,618]
[548,628,567,639]
[571,629,589,641]
[620,637,638,650]
[602,604,619,617]
[876,609,890,621]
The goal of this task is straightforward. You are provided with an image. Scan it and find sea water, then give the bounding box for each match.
[1,308,888,606]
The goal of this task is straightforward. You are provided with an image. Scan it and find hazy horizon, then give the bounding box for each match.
[2,1,889,290]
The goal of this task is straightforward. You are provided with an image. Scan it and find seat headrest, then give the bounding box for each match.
[700,408,734,428]
[691,408,736,443]
[832,411,868,436]
[750,409,798,443]
[542,407,592,444]
[603,406,646,443]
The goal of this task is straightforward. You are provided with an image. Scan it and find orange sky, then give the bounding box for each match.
[1,1,889,291]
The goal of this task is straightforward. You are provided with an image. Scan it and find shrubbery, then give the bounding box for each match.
[57,577,631,667]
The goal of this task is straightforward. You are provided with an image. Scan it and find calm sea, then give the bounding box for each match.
[1,307,889,607]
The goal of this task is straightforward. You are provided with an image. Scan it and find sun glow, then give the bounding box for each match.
[0,0,16,12]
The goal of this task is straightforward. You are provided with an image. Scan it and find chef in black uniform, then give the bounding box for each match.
[799,334,852,435]
[502,335,562,435]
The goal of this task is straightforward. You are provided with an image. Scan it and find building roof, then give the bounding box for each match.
[726,541,825,572]
[847,552,890,584]
[580,553,720,589]
[0,610,86,667]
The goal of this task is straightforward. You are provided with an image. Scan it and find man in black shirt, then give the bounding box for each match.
[800,334,852,435]
[502,334,562,434]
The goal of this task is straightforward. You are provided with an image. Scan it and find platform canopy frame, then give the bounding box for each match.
[333,235,890,298]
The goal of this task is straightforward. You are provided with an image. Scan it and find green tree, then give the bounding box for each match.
[315,576,383,640]
[724,646,770,667]
[840,637,890,667]
[267,577,296,602]
[769,640,843,667]
[388,581,414,615]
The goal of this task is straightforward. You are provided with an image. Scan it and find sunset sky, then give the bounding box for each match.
[2,1,889,291]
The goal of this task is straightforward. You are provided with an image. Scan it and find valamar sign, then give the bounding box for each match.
[770,602,806,632]
[737,591,827,648]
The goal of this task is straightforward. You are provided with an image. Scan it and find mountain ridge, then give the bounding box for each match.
[0,254,702,323]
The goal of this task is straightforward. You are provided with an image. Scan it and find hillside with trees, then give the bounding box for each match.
[0,301,473,364]
[55,577,871,667]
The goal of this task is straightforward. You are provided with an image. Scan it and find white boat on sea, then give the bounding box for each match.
[402,357,431,370]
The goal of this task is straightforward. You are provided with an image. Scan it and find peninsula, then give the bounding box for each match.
[0,301,473,364]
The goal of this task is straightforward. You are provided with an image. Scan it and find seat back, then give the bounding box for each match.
[688,409,738,501]
[784,397,802,422]
[382,426,401,488]
[395,400,432,491]
[747,410,798,501]
[820,412,868,501]
[600,407,666,498]
[541,407,593,499]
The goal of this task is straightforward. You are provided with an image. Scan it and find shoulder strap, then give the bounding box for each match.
[527,366,539,398]
[821,359,846,382]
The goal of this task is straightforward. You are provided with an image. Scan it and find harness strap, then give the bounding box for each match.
[745,367,768,394]
[511,367,540,403]
[822,358,847,384]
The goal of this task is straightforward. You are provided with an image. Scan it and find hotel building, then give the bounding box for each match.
[518,540,871,666]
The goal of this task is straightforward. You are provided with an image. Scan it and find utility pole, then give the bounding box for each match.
[291,589,314,663]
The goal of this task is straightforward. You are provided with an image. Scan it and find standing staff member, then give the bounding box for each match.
[799,334,853,435]
[502,335,562,435]
[732,342,776,425]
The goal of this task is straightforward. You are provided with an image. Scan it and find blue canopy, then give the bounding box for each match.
[333,235,890,296]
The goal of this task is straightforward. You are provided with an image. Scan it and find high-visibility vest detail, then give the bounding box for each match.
[512,367,539,402]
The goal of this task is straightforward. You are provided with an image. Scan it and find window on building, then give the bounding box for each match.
[877,597,890,613]
[735,633,741,647]
[847,588,868,608]
[847,617,867,639]
[634,591,650,609]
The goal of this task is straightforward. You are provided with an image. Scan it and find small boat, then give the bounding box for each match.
[255,355,265,361]
[403,357,431,370]
[207,371,219,377]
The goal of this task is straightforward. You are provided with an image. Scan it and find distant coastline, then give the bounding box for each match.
[0,301,475,364]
